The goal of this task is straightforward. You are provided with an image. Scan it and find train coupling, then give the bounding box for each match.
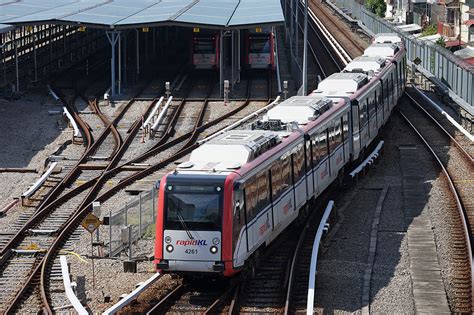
[212,262,225,271]
[155,259,169,270]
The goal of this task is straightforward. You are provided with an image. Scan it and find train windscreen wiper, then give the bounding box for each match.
[176,205,194,240]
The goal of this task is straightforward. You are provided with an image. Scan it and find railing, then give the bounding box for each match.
[306,200,334,315]
[21,162,58,201]
[330,0,474,111]
[102,272,162,315]
[107,187,157,258]
[60,255,88,315]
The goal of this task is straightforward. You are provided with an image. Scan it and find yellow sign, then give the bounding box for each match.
[21,243,40,250]
[81,212,102,233]
[193,27,200,33]
[78,26,86,32]
[255,27,262,33]
[26,26,33,32]
[142,27,149,33]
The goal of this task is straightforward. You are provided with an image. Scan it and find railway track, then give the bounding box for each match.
[0,64,175,312]
[297,2,474,312]
[107,73,275,314]
[1,69,277,312]
[399,93,474,312]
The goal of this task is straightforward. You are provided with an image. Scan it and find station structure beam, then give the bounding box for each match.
[220,30,224,97]
[106,30,120,98]
[302,0,308,95]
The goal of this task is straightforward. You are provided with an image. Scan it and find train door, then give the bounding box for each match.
[292,144,306,210]
[342,113,350,162]
[232,188,247,268]
[351,101,361,160]
[305,139,314,199]
[315,129,330,192]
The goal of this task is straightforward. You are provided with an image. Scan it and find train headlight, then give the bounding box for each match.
[165,236,172,244]
[166,244,174,253]
[210,246,218,254]
[212,238,220,245]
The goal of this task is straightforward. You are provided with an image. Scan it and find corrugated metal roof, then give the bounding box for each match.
[0,24,14,34]
[0,0,284,29]
[228,0,284,27]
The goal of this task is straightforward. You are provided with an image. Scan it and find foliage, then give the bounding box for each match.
[435,37,446,48]
[366,0,386,17]
[422,24,437,37]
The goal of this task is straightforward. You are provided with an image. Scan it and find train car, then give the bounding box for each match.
[192,32,219,69]
[154,33,406,277]
[311,33,406,160]
[246,30,275,69]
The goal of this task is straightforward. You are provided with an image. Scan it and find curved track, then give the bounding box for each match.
[399,93,474,312]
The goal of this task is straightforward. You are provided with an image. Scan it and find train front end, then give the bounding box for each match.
[154,172,231,275]
[247,32,274,69]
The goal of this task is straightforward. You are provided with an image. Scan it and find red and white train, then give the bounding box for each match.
[192,32,220,69]
[245,29,275,69]
[155,33,406,277]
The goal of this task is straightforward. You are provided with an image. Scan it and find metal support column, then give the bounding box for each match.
[231,31,235,87]
[14,31,19,92]
[145,30,148,64]
[32,30,37,82]
[220,30,224,97]
[124,31,128,84]
[1,34,5,88]
[106,31,120,98]
[118,33,122,94]
[290,0,294,57]
[152,27,156,57]
[135,29,140,75]
[295,0,299,62]
[302,0,308,95]
[238,30,241,83]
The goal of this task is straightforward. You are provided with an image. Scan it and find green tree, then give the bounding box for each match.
[422,24,437,36]
[366,0,386,17]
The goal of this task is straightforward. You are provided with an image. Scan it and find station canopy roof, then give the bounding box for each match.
[0,0,284,30]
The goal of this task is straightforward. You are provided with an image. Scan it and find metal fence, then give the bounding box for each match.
[331,0,474,109]
[106,188,157,258]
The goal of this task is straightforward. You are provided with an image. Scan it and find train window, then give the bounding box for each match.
[249,37,270,53]
[292,145,305,182]
[281,154,292,191]
[360,101,368,127]
[329,124,336,152]
[193,37,215,54]
[256,171,269,211]
[318,130,328,160]
[312,136,319,166]
[342,114,349,141]
[232,189,244,254]
[271,161,282,199]
[245,177,258,220]
[352,103,360,134]
[368,94,376,117]
[306,140,312,172]
[334,119,343,148]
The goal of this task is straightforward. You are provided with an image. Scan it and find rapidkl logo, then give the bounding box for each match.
[176,240,208,246]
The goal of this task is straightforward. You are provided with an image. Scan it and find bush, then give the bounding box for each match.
[422,24,437,37]
[366,0,386,17]
[435,37,446,48]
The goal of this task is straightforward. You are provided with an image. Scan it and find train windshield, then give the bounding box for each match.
[193,38,215,54]
[165,185,222,230]
[249,37,270,54]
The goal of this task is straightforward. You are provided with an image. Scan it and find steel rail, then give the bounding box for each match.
[399,109,474,311]
[405,91,473,162]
